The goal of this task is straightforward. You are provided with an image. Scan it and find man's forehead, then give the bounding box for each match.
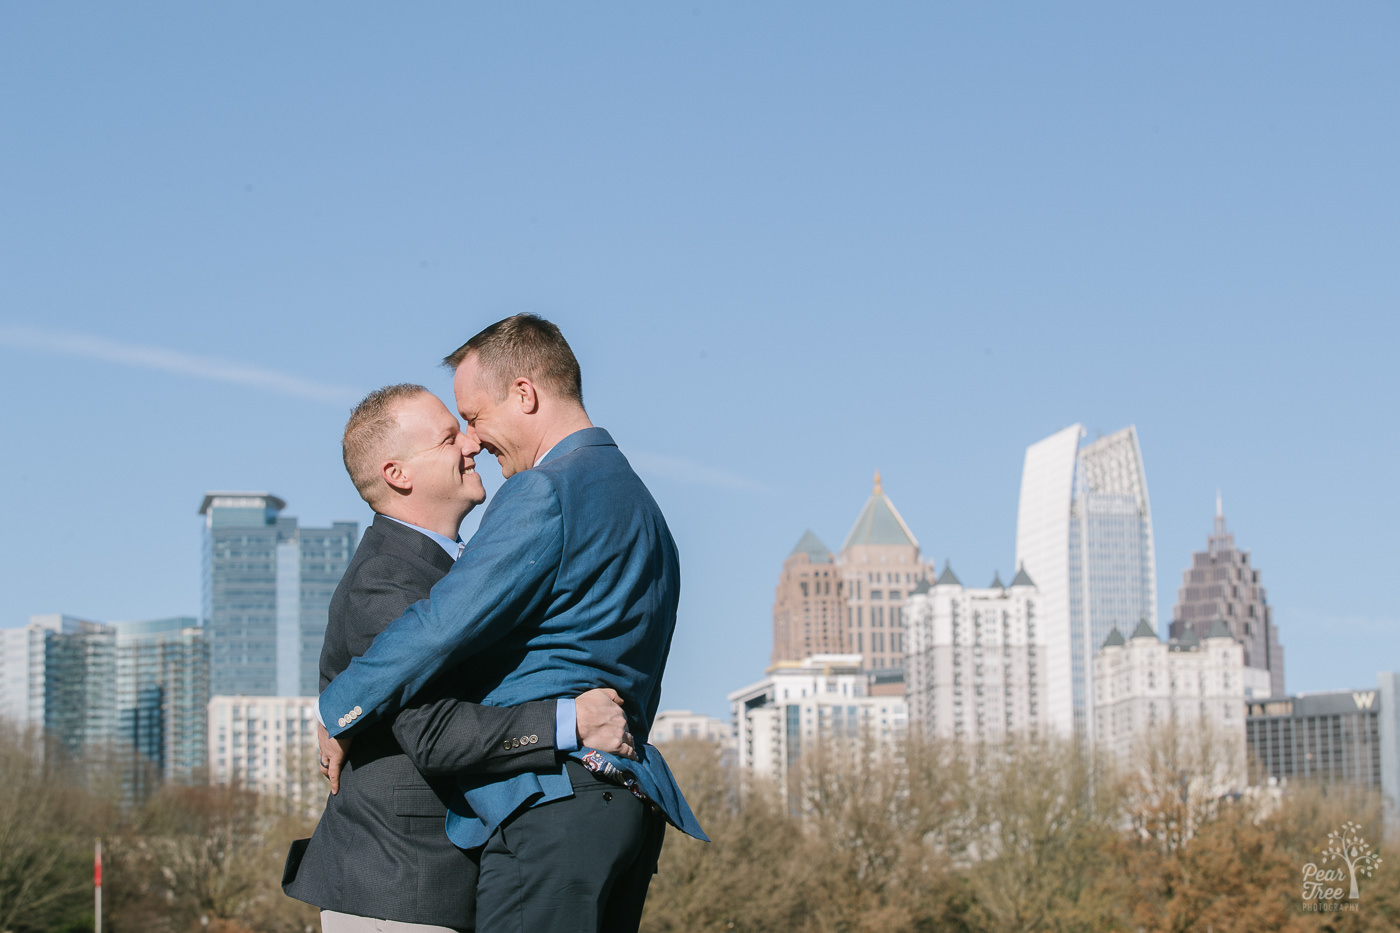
[396,393,451,428]
[452,361,487,408]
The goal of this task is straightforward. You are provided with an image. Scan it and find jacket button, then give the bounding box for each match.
[503,740,511,750]
[529,734,539,744]
[603,792,613,802]
[353,706,362,716]
[338,717,347,728]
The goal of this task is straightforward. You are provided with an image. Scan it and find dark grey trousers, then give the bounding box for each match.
[475,761,667,933]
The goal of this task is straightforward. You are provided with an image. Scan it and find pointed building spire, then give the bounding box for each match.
[840,472,919,551]
[1209,489,1232,555]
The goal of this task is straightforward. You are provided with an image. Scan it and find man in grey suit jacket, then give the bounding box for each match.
[284,384,633,932]
[320,316,703,933]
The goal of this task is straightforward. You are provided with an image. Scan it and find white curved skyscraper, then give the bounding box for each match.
[1015,425,1157,740]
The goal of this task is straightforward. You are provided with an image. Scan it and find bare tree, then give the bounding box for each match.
[107,781,317,933]
[0,724,98,933]
[642,737,820,932]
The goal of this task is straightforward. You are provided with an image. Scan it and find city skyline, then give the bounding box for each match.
[2,5,1396,718]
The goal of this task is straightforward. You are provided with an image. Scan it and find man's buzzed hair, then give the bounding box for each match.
[342,383,432,503]
[443,313,583,406]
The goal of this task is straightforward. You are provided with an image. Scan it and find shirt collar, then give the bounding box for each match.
[381,515,463,560]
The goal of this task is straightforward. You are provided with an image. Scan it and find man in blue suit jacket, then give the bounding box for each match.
[320,315,703,933]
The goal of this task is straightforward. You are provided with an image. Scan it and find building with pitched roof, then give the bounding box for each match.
[1093,617,1246,784]
[904,565,1047,743]
[771,531,846,664]
[1169,494,1284,698]
[1014,425,1158,741]
[836,472,934,672]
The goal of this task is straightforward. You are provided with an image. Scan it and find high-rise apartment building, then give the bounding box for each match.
[200,493,356,697]
[208,694,321,810]
[0,615,71,729]
[728,654,907,785]
[1015,425,1157,740]
[1169,496,1283,699]
[904,566,1046,743]
[1093,619,1247,788]
[40,616,117,760]
[771,531,846,664]
[837,473,933,672]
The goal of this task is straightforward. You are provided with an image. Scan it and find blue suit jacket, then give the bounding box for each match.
[321,427,706,845]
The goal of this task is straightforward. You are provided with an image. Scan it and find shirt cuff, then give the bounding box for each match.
[314,695,326,728]
[555,697,578,752]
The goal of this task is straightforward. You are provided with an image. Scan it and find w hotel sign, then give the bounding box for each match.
[1247,691,1378,719]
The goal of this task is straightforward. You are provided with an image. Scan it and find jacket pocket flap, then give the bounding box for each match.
[394,784,447,817]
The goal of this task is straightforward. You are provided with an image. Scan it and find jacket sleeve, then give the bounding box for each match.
[392,694,559,776]
[322,470,564,737]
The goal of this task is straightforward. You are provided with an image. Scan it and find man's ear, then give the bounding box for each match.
[515,378,539,415]
[381,459,412,495]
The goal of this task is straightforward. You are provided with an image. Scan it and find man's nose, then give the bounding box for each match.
[460,424,483,455]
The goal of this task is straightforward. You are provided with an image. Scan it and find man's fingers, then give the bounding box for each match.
[603,687,623,706]
[328,754,342,795]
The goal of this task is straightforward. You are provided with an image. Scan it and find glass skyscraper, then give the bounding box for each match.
[200,493,356,697]
[2,614,210,795]
[112,616,208,784]
[1015,425,1157,740]
[40,616,117,759]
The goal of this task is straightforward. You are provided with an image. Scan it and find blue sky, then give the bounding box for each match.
[1,4,1396,718]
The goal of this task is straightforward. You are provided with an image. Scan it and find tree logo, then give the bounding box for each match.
[1301,821,1382,911]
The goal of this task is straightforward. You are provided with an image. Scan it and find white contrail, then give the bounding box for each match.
[626,450,769,494]
[0,324,362,405]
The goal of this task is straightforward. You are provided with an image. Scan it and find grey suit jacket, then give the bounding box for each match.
[283,514,558,927]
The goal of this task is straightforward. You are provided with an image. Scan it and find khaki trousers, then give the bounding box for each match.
[321,909,466,933]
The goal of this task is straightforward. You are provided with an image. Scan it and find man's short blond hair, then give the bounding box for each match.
[342,384,431,504]
[442,313,583,405]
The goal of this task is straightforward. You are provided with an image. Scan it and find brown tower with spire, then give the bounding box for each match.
[1169,493,1284,697]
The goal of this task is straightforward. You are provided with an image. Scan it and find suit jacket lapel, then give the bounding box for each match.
[371,514,457,575]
